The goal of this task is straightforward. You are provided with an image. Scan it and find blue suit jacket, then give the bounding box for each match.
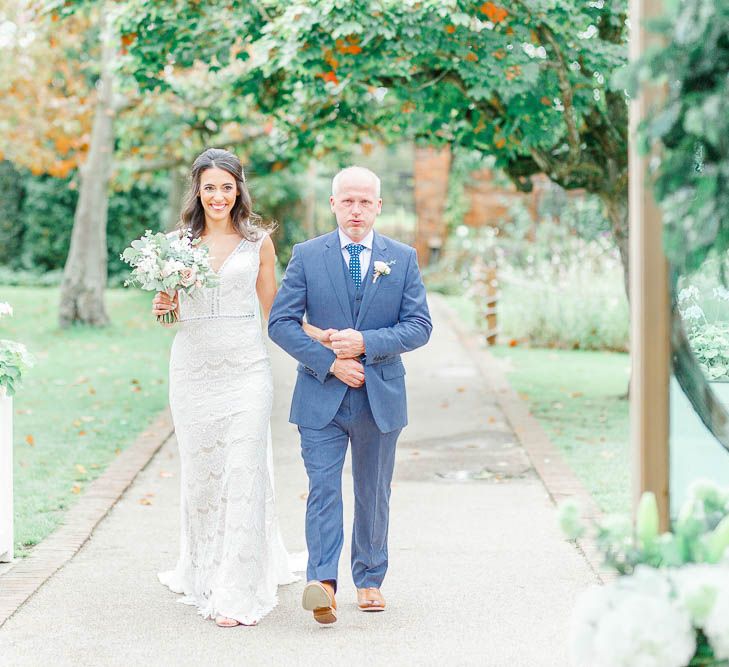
[268,229,432,433]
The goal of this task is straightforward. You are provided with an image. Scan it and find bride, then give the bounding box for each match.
[152,148,326,628]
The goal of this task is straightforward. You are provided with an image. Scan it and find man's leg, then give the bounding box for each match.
[299,416,349,588]
[349,399,401,589]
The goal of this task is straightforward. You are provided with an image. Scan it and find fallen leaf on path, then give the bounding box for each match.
[139,497,152,505]
[16,408,32,415]
[568,391,583,398]
[71,484,82,494]
[72,419,82,427]
[410,451,420,456]
[25,434,35,446]
[488,416,496,424]
[115,448,121,455]
[457,387,466,393]
[159,471,173,478]
[88,387,96,395]
[144,492,155,497]
[75,464,87,475]
[78,430,87,436]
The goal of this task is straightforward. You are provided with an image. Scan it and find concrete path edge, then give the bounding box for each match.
[437,296,612,583]
[0,410,174,627]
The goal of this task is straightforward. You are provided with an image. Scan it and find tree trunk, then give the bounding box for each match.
[601,189,630,303]
[413,144,451,266]
[59,7,115,327]
[166,167,188,231]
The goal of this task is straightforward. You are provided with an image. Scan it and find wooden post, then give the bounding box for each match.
[629,0,670,529]
[0,387,13,562]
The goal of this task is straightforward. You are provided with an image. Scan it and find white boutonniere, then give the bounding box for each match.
[373,260,396,283]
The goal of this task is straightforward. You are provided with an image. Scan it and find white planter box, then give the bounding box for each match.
[0,387,13,562]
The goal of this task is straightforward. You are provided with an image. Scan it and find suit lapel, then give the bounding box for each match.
[324,230,355,328]
[355,232,388,329]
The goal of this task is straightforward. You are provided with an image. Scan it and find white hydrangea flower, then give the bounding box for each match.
[702,576,729,659]
[571,568,695,667]
[592,591,695,667]
[670,564,722,625]
[0,302,12,317]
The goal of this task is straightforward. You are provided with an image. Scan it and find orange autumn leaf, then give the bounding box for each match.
[509,338,519,347]
[121,32,137,47]
[481,2,508,23]
[505,65,521,81]
[25,434,35,446]
[322,70,338,84]
[492,49,506,60]
[445,25,456,34]
[465,52,478,62]
[541,96,552,106]
[71,484,82,494]
[346,34,359,44]
[346,45,362,55]
[494,136,506,149]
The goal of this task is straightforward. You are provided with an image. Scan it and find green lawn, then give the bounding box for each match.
[444,294,631,514]
[1,287,174,556]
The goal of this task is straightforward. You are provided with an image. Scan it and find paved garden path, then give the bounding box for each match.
[0,294,596,666]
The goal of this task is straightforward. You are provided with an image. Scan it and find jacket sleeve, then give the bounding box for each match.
[361,247,433,362]
[268,244,337,383]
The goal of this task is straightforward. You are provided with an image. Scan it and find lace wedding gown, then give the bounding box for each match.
[158,234,302,624]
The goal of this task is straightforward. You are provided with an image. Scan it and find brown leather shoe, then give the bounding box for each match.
[356,587,386,612]
[302,580,337,624]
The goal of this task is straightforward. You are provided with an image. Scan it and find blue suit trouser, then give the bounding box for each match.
[298,386,401,590]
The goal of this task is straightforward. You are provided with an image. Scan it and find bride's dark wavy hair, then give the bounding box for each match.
[177,148,270,241]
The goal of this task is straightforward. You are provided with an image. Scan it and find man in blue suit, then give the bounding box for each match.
[268,166,432,624]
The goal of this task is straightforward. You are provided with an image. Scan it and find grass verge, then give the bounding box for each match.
[444,294,631,514]
[1,286,174,556]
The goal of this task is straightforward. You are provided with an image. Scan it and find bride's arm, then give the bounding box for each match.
[257,235,336,347]
[256,235,278,321]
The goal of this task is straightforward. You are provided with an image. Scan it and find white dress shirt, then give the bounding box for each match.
[338,228,373,280]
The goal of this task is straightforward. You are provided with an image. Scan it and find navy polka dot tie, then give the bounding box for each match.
[346,243,365,290]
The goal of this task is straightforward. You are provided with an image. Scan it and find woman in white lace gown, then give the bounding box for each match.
[152,148,322,627]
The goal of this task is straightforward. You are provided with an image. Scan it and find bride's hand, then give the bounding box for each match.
[316,328,338,349]
[152,291,178,318]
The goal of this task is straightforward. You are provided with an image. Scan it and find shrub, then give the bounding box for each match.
[5,171,167,278]
[425,199,629,351]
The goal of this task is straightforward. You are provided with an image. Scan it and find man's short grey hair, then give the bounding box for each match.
[331,166,381,198]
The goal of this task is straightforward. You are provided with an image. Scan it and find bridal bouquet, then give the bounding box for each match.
[561,482,729,666]
[121,230,219,323]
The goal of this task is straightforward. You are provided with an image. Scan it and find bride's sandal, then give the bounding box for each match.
[215,616,241,628]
